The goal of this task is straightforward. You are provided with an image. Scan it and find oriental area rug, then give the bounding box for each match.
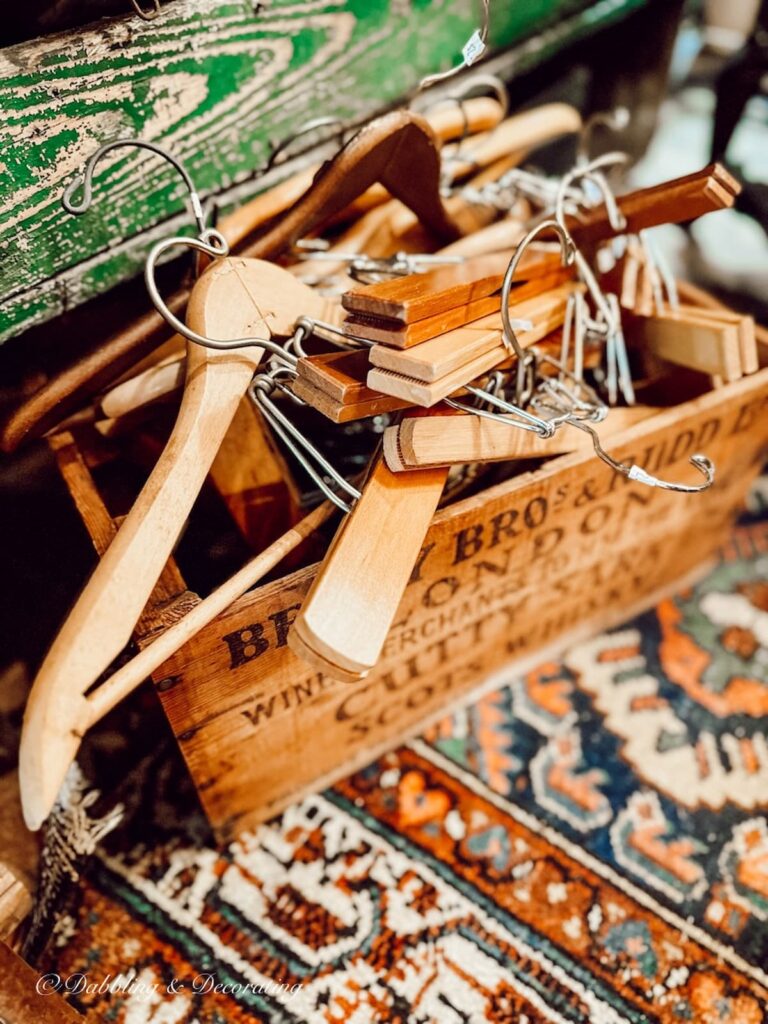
[32,483,768,1023]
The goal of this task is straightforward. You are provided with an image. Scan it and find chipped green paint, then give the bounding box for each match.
[0,0,648,343]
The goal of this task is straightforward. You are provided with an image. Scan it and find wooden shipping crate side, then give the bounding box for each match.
[153,371,768,838]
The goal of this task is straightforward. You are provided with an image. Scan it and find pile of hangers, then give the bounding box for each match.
[17,72,759,833]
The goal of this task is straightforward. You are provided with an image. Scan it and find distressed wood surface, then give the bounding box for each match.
[0,0,650,344]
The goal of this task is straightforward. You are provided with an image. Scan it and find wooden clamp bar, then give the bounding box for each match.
[289,453,448,680]
[365,297,576,408]
[624,305,751,382]
[384,406,658,470]
[368,284,578,382]
[293,350,413,422]
[342,250,561,323]
[341,252,569,348]
[568,163,740,247]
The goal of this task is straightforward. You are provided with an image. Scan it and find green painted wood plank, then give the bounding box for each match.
[0,0,647,343]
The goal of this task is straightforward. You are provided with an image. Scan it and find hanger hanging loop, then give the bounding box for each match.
[578,107,630,164]
[446,72,510,119]
[500,218,575,404]
[144,233,292,359]
[567,419,715,492]
[265,117,350,173]
[131,0,161,19]
[501,219,576,359]
[416,0,491,93]
[62,138,206,236]
[555,151,629,236]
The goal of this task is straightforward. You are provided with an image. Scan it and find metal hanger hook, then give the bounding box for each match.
[416,0,491,93]
[265,117,350,173]
[577,107,630,164]
[568,419,715,493]
[144,232,293,360]
[131,0,160,19]
[501,219,576,361]
[555,151,629,235]
[62,138,206,237]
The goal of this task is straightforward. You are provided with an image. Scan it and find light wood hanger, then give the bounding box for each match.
[289,452,449,680]
[623,305,750,381]
[19,258,336,831]
[4,103,500,454]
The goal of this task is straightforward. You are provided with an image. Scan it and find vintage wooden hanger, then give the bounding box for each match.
[367,284,579,381]
[364,283,577,407]
[3,104,490,454]
[292,153,528,284]
[19,254,338,831]
[623,305,755,382]
[289,451,449,680]
[296,102,582,279]
[240,110,462,260]
[342,249,563,323]
[566,163,740,247]
[342,253,571,347]
[292,353,413,422]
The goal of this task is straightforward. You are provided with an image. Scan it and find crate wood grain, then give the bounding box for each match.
[114,368,766,840]
[0,0,651,344]
[0,771,37,939]
[0,940,87,1023]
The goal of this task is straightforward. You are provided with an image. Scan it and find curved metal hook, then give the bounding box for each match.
[554,151,629,235]
[568,419,715,492]
[501,219,576,361]
[62,138,206,236]
[131,0,160,19]
[417,0,490,93]
[144,232,294,360]
[578,107,630,164]
[447,72,510,119]
[265,117,348,172]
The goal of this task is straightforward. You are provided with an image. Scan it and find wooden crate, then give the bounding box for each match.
[51,363,768,841]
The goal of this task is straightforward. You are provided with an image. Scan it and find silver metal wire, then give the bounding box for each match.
[416,0,491,92]
[144,233,294,358]
[265,117,349,172]
[131,0,160,19]
[565,420,715,492]
[249,368,361,513]
[62,138,206,236]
